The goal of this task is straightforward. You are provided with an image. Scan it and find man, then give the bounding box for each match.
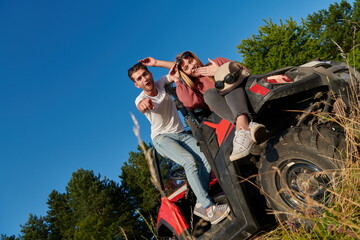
[128,62,230,224]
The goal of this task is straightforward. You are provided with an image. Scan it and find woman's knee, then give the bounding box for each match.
[204,88,219,103]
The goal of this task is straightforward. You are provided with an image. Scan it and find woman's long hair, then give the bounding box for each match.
[175,51,214,90]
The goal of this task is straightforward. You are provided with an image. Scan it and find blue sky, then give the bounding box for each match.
[0,0,347,236]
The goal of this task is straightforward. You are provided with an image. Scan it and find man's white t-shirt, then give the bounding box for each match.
[135,76,185,140]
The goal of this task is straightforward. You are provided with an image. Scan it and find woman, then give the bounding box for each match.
[139,51,229,111]
[139,51,267,161]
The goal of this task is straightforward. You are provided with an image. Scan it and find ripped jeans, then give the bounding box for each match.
[204,87,251,124]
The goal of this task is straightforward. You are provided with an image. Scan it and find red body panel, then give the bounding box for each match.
[157,197,189,236]
[249,84,270,95]
[204,119,234,146]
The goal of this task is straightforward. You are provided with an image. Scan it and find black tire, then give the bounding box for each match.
[258,125,345,222]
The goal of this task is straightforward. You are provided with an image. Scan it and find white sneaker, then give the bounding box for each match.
[229,129,255,161]
[206,204,231,224]
[249,122,268,143]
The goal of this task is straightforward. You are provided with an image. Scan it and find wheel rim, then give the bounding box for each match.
[275,159,332,210]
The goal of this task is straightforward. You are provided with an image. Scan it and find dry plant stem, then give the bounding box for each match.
[119,226,128,240]
[136,210,158,239]
[131,113,165,198]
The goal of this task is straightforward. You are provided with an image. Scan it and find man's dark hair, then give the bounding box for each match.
[128,62,149,82]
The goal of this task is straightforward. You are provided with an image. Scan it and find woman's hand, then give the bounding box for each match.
[168,64,180,83]
[138,57,157,67]
[197,58,219,76]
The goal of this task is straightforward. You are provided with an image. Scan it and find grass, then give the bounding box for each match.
[256,160,359,240]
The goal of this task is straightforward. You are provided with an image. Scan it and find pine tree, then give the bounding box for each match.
[20,169,145,240]
[20,214,49,240]
[0,234,18,240]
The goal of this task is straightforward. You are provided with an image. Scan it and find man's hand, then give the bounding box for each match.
[138,57,157,67]
[137,98,154,113]
[197,58,219,76]
[168,64,180,83]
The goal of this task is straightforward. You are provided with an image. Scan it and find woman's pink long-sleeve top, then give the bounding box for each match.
[175,57,231,111]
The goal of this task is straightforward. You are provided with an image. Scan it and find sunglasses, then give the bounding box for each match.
[175,51,192,69]
[215,68,242,90]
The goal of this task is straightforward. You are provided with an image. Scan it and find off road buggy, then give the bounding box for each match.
[152,60,358,239]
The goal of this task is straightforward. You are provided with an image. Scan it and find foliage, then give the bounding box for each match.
[0,235,17,240]
[120,143,160,216]
[20,214,49,240]
[18,169,147,240]
[238,18,316,73]
[238,0,360,73]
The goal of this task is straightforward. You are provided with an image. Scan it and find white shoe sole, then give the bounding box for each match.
[194,210,210,221]
[229,141,255,161]
[210,206,231,224]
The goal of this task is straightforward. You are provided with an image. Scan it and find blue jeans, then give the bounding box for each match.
[153,131,213,208]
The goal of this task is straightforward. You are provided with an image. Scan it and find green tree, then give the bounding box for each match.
[20,169,146,240]
[0,234,18,240]
[238,18,315,73]
[305,0,355,59]
[238,0,360,73]
[20,214,49,240]
[64,169,139,239]
[46,190,72,239]
[120,143,160,219]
